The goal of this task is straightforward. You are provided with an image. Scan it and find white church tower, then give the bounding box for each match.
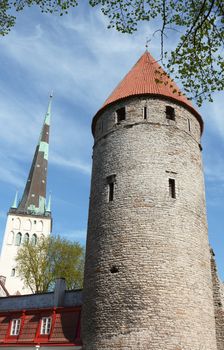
[0,95,53,295]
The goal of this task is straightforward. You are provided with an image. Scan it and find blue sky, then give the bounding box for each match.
[0,3,223,278]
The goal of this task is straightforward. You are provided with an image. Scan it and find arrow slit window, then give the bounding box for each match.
[143,106,147,119]
[106,175,116,202]
[169,178,176,198]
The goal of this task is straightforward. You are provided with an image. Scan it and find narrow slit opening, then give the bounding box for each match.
[143,106,147,120]
[169,178,176,198]
[188,119,191,132]
[108,182,114,202]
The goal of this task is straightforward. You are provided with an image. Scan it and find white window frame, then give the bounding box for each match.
[40,317,52,335]
[10,319,21,336]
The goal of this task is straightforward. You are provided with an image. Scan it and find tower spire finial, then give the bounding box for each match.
[145,37,151,51]
[44,91,53,127]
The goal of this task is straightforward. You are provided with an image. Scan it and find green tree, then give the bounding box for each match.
[1,0,224,105]
[15,235,84,293]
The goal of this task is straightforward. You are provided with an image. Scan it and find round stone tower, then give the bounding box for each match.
[82,51,217,350]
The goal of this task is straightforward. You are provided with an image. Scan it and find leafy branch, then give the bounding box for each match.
[1,0,223,105]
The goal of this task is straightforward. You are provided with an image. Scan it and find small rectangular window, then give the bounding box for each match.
[106,174,116,202]
[116,107,126,123]
[40,317,52,335]
[169,178,176,198]
[10,319,21,336]
[143,106,147,120]
[166,106,175,121]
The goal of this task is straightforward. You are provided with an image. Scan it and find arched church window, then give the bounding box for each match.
[23,219,32,231]
[11,268,15,277]
[13,218,21,230]
[7,231,14,245]
[31,234,37,245]
[15,232,22,246]
[37,220,43,232]
[24,233,29,244]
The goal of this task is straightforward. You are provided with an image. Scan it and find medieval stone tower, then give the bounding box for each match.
[82,51,218,349]
[0,96,52,295]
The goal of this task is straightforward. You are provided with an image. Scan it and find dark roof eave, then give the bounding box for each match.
[92,94,204,136]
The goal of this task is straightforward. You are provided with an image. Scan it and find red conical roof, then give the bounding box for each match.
[92,51,203,133]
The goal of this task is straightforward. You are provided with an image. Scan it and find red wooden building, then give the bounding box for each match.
[0,279,82,349]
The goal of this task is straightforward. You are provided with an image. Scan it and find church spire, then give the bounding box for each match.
[13,94,52,216]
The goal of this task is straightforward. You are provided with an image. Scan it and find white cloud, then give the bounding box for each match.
[0,8,156,188]
[51,152,91,175]
[0,3,223,260]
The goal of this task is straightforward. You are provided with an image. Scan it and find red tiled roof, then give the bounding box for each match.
[50,311,80,342]
[0,316,10,342]
[0,308,81,347]
[19,314,40,342]
[92,51,203,133]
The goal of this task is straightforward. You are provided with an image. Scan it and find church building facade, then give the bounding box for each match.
[0,96,52,295]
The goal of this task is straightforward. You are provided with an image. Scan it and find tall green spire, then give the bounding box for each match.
[14,94,52,216]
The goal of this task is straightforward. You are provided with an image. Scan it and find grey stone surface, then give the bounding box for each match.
[82,96,217,349]
[211,249,224,350]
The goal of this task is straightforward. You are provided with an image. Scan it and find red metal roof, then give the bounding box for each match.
[92,51,203,133]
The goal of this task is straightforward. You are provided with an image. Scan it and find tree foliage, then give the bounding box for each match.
[15,235,84,293]
[1,0,224,105]
[89,0,224,106]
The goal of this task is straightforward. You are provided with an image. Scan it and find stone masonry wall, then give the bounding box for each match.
[211,249,224,350]
[82,96,217,350]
